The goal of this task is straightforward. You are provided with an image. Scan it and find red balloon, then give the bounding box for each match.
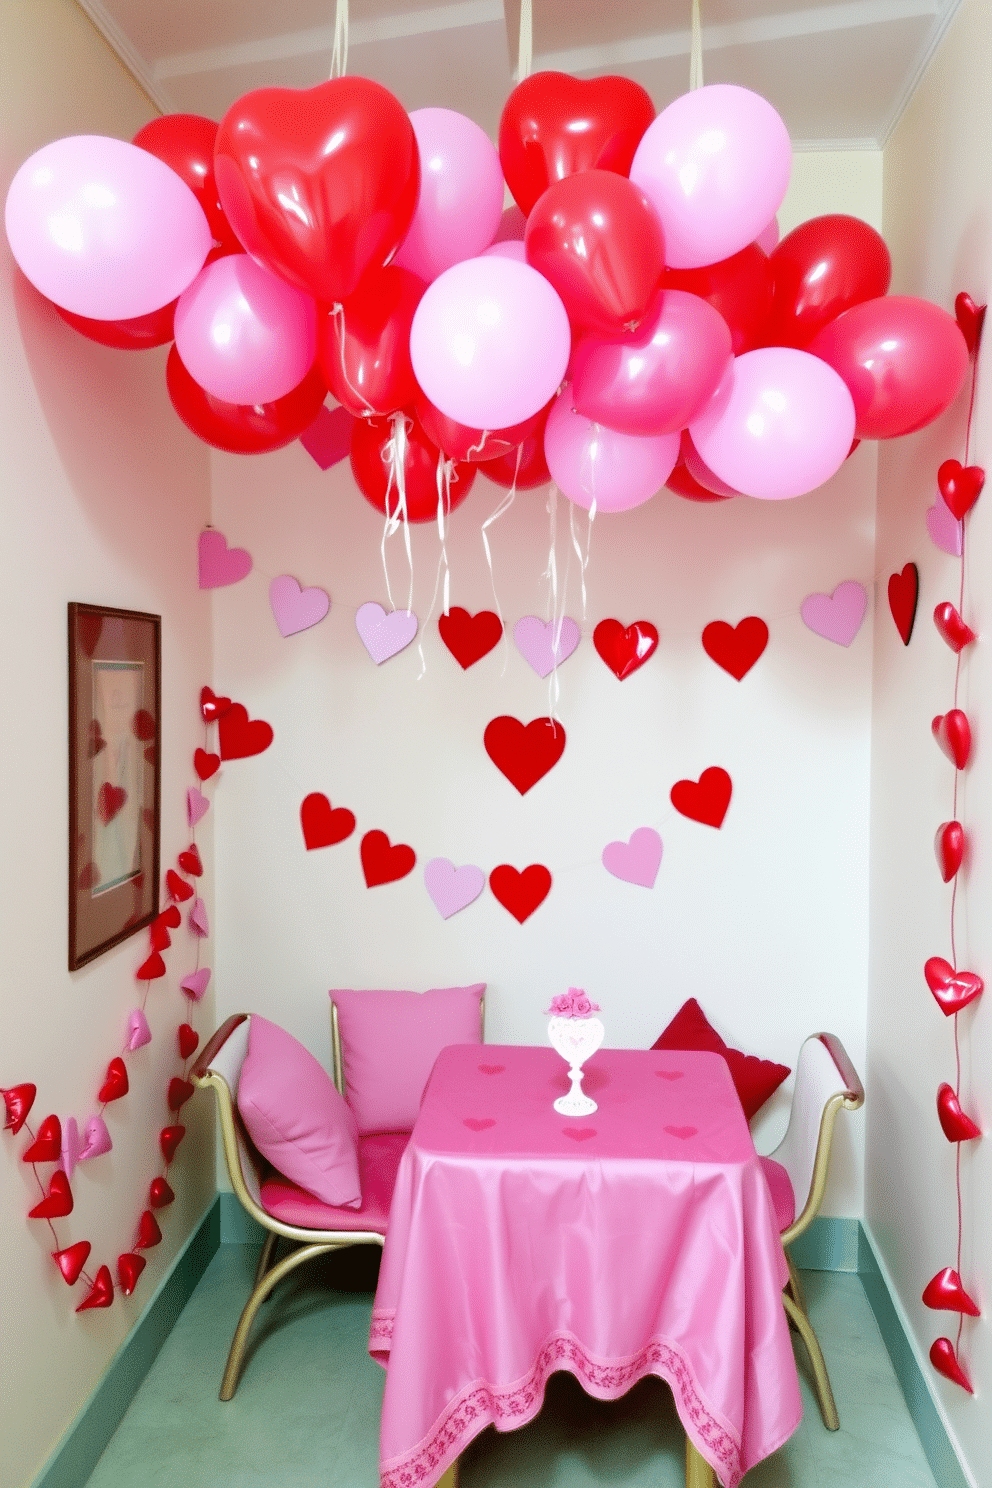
[166,347,327,454]
[665,459,733,503]
[526,171,665,334]
[319,266,426,417]
[56,299,177,349]
[810,296,970,439]
[415,393,545,465]
[481,408,553,489]
[499,72,656,217]
[214,79,419,305]
[664,245,773,356]
[350,413,476,523]
[134,114,240,250]
[766,215,891,349]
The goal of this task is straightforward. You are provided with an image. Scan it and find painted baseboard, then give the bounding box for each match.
[31,1199,220,1488]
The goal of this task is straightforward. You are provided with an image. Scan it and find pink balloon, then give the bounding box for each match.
[410,256,571,429]
[483,240,526,262]
[630,86,791,269]
[755,217,780,254]
[493,204,528,242]
[544,390,680,512]
[174,254,317,406]
[4,135,211,319]
[393,109,506,283]
[571,289,733,436]
[689,348,855,500]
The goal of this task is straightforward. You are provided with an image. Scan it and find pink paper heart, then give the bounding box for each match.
[198,529,252,589]
[190,898,209,937]
[655,1069,684,1081]
[79,1114,112,1161]
[800,580,868,647]
[563,1127,597,1142]
[181,967,211,1000]
[355,602,419,664]
[602,827,662,888]
[664,1124,698,1140]
[424,857,486,919]
[463,1117,496,1131]
[299,404,354,470]
[60,1116,81,1178]
[187,787,209,828]
[269,575,331,637]
[926,494,964,556]
[478,1064,506,1075]
[513,615,580,677]
[126,1008,152,1051]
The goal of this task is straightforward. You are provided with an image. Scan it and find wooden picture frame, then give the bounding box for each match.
[68,603,161,970]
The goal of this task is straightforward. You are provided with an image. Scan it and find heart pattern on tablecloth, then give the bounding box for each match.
[562,1127,596,1142]
[664,1124,698,1139]
[478,1064,506,1075]
[463,1117,496,1131]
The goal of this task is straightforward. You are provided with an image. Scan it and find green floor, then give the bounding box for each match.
[83,1244,939,1488]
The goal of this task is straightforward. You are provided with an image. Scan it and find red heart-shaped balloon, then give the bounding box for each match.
[194,748,221,781]
[489,863,552,923]
[671,768,733,829]
[930,1336,973,1392]
[98,1057,129,1104]
[933,603,976,653]
[149,1175,175,1209]
[177,1023,199,1061]
[887,563,918,646]
[360,830,416,888]
[923,1267,981,1316]
[701,617,768,680]
[936,1082,981,1142]
[178,844,203,877]
[53,1240,91,1286]
[135,1209,163,1249]
[924,957,984,1015]
[484,716,566,794]
[215,78,419,305]
[166,869,195,903]
[167,1077,194,1112]
[931,710,972,770]
[136,951,167,982]
[438,607,504,670]
[29,1170,73,1219]
[160,1125,186,1163]
[499,71,656,216]
[148,918,171,952]
[157,905,182,930]
[96,782,127,826]
[22,1113,61,1164]
[218,704,274,761]
[300,793,356,851]
[934,821,965,882]
[938,459,985,521]
[594,619,660,680]
[200,686,232,723]
[2,1082,37,1134]
[954,292,986,356]
[117,1251,146,1297]
[76,1264,114,1312]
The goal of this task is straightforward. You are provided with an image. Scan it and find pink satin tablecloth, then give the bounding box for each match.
[370,1043,801,1488]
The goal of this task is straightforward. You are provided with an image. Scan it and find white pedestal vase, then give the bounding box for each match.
[548,1015,605,1116]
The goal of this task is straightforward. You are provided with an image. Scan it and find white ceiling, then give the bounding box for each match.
[79,0,962,149]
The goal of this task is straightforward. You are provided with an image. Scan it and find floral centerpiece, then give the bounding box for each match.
[546,988,604,1116]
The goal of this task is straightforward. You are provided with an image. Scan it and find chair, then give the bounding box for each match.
[758,1032,865,1431]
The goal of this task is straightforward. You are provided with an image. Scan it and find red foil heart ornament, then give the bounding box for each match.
[135,1209,163,1249]
[484,716,567,794]
[929,1337,973,1392]
[933,603,976,653]
[3,1082,37,1134]
[923,1268,980,1316]
[670,767,733,829]
[924,957,984,1015]
[218,703,274,761]
[158,905,182,930]
[160,1125,186,1163]
[149,1176,175,1209]
[200,686,232,723]
[593,619,659,680]
[954,292,986,356]
[178,844,203,877]
[117,1252,146,1297]
[937,459,985,521]
[22,1113,61,1163]
[136,951,167,982]
[167,1077,194,1111]
[76,1265,114,1312]
[300,793,356,850]
[360,830,417,888]
[489,863,552,923]
[931,710,972,770]
[53,1240,91,1286]
[193,748,221,781]
[166,869,195,903]
[177,1024,199,1061]
[701,617,768,680]
[936,1082,981,1142]
[29,1170,74,1219]
[886,564,918,646]
[148,918,172,952]
[934,821,965,882]
[438,607,503,670]
[98,1057,129,1104]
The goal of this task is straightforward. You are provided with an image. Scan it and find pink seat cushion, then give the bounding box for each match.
[331,985,485,1134]
[759,1156,796,1232]
[260,1131,409,1233]
[238,1015,361,1209]
[651,998,791,1121]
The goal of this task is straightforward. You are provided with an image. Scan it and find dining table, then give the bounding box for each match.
[369,1041,802,1488]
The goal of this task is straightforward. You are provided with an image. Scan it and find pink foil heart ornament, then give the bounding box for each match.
[60,1116,82,1178]
[424,858,486,919]
[190,898,209,937]
[513,615,580,677]
[930,1337,973,1392]
[198,529,252,589]
[126,1008,152,1051]
[181,967,211,1001]
[602,827,662,888]
[926,494,963,556]
[922,1268,980,1317]
[79,1115,113,1161]
[355,602,419,664]
[187,788,209,828]
[269,575,330,637]
[800,581,868,647]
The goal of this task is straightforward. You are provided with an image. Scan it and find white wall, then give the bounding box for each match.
[869,0,991,1479]
[0,6,214,1485]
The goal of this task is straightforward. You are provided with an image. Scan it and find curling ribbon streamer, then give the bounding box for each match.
[330,0,349,79]
[689,0,704,91]
[518,0,533,82]
[480,452,520,673]
[380,411,415,618]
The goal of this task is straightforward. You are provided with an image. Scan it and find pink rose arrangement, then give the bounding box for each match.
[545,987,600,1018]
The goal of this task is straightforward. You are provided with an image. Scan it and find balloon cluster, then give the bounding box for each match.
[5,72,971,510]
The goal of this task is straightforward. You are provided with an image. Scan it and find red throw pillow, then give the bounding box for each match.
[651,998,790,1121]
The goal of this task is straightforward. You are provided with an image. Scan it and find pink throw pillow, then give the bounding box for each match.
[330,985,485,1134]
[238,1015,361,1208]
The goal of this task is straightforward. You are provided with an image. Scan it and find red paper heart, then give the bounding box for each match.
[135,1209,163,1249]
[178,844,203,877]
[136,951,167,982]
[218,703,274,761]
[701,617,768,679]
[930,1336,973,1392]
[938,459,985,521]
[593,619,659,680]
[98,1057,129,1104]
[936,1082,981,1142]
[438,607,503,670]
[934,821,965,882]
[954,292,986,356]
[131,708,156,742]
[923,1268,981,1316]
[22,1113,61,1164]
[158,905,182,930]
[160,1125,186,1163]
[149,1176,175,1209]
[484,716,566,794]
[931,710,972,770]
[148,918,171,952]
[167,1077,194,1111]
[360,830,416,888]
[96,782,127,826]
[200,686,232,722]
[53,1240,91,1286]
[2,1082,37,1134]
[562,1127,597,1142]
[193,748,221,781]
[166,870,195,903]
[499,72,656,216]
[117,1252,146,1297]
[300,793,356,850]
[670,767,733,829]
[924,957,984,1015]
[664,1124,698,1139]
[489,863,552,923]
[463,1117,496,1131]
[76,1264,114,1312]
[29,1170,73,1219]
[933,603,976,653]
[177,1024,199,1061]
[887,564,918,646]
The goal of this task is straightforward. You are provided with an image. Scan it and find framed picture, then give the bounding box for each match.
[68,603,161,970]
